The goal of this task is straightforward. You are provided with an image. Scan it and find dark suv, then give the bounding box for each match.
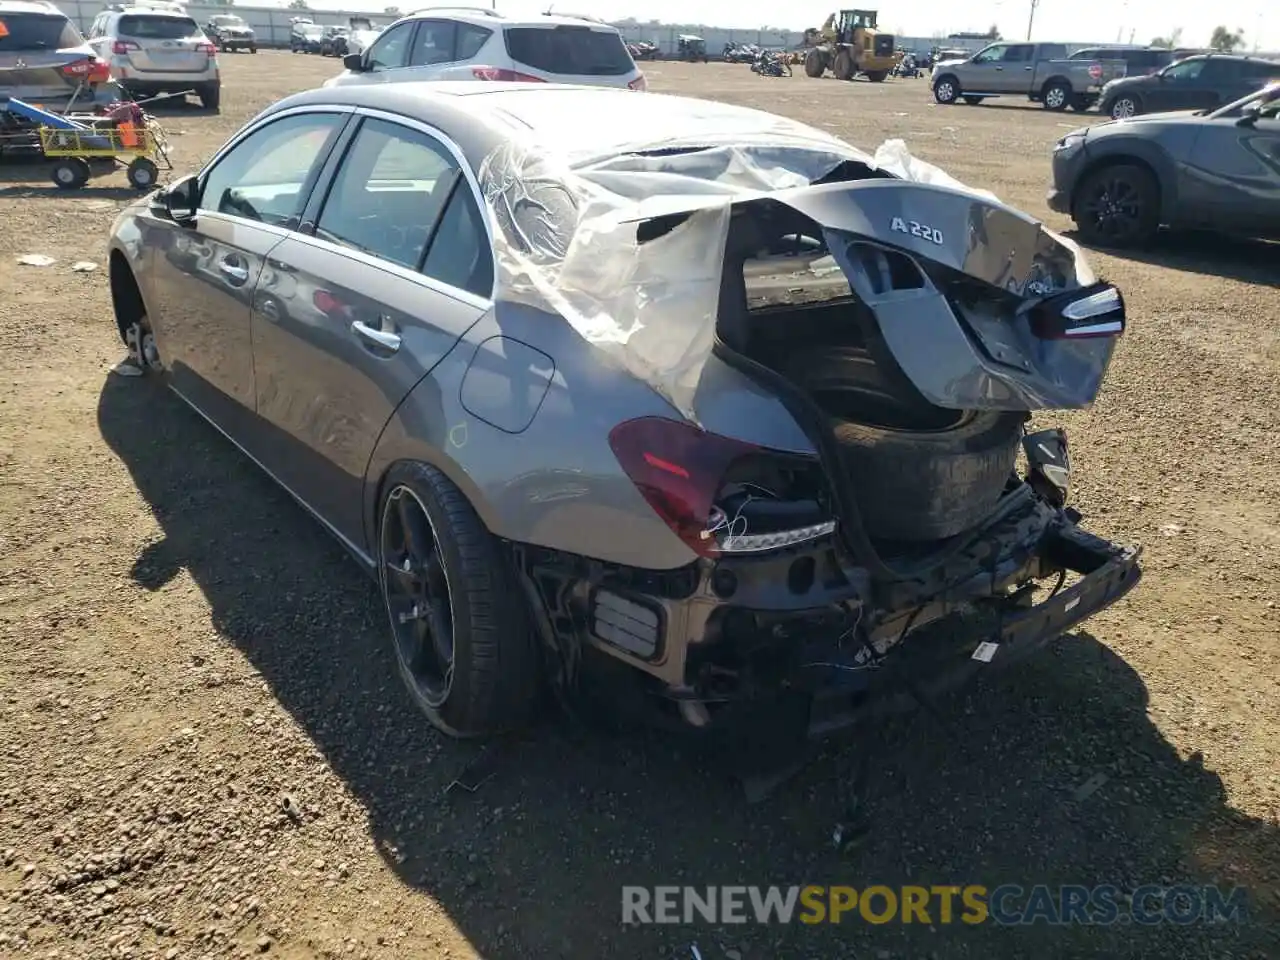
[0,0,111,113]
[1099,53,1280,119]
[1069,46,1175,79]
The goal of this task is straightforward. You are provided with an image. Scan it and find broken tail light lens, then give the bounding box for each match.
[1023,427,1070,506]
[471,67,546,82]
[608,417,759,559]
[1030,282,1126,340]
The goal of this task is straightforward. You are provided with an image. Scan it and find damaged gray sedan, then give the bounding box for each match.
[106,82,1141,744]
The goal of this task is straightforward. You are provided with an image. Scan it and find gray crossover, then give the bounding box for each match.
[107,83,1141,743]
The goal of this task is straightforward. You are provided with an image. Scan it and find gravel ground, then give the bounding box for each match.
[1,54,1278,960]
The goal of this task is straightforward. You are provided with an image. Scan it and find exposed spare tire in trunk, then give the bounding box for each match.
[782,346,1025,542]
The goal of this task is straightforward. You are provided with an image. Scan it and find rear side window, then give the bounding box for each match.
[0,12,82,50]
[504,25,634,76]
[422,186,492,297]
[1246,60,1280,79]
[118,15,200,40]
[1039,44,1066,59]
[457,23,491,59]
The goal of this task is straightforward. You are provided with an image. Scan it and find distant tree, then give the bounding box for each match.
[287,0,308,8]
[985,23,1001,39]
[384,5,400,13]
[1150,26,1183,48]
[1208,25,1243,52]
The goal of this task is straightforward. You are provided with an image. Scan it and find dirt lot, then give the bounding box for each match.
[1,53,1278,960]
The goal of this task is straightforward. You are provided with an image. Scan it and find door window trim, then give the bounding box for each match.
[194,106,356,237]
[290,106,495,308]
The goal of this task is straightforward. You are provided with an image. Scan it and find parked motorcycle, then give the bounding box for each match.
[892,54,921,78]
[751,50,793,77]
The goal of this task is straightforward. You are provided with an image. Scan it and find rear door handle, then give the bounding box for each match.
[351,319,401,352]
[218,259,249,284]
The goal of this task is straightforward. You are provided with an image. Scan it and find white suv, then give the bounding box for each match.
[87,1,220,110]
[324,7,646,91]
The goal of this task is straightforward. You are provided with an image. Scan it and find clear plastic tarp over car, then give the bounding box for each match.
[475,90,1101,421]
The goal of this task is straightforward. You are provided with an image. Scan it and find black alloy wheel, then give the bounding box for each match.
[381,484,455,709]
[1072,164,1159,247]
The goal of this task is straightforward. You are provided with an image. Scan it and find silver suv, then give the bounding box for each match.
[0,0,112,111]
[87,2,220,110]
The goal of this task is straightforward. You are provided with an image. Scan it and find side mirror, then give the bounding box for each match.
[343,52,364,71]
[163,174,199,225]
[1236,101,1263,127]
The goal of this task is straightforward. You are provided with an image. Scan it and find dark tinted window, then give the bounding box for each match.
[1201,58,1245,82]
[0,12,82,50]
[422,185,493,297]
[407,18,455,65]
[457,23,491,59]
[1038,44,1066,59]
[504,25,634,76]
[1246,60,1280,79]
[316,118,459,270]
[118,15,200,40]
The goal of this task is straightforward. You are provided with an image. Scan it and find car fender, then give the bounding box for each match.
[1079,136,1180,223]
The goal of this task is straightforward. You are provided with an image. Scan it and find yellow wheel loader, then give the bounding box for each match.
[803,9,901,82]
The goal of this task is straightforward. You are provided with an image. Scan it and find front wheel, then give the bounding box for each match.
[1072,163,1160,248]
[1107,94,1141,120]
[50,157,91,190]
[866,70,888,82]
[933,76,959,103]
[378,462,540,737]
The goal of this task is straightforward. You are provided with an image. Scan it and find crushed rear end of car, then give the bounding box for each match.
[481,112,1142,747]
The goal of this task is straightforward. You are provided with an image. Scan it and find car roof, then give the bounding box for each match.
[395,7,620,31]
[274,82,834,171]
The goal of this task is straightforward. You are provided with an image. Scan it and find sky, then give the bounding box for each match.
[309,0,1277,52]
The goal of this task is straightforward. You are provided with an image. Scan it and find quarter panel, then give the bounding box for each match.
[365,302,703,570]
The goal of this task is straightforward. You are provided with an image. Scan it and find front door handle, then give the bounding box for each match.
[351,319,401,352]
[218,259,249,284]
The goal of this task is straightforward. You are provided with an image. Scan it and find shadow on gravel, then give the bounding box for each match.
[1068,230,1280,288]
[98,374,1280,960]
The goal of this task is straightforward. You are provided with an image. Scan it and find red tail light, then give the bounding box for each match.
[471,66,545,82]
[1088,62,1103,81]
[60,57,109,82]
[112,40,139,55]
[608,417,759,558]
[628,73,647,91]
[197,42,217,56]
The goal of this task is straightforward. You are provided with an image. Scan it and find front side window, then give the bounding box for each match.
[315,117,459,270]
[407,18,457,65]
[366,21,413,70]
[200,113,344,227]
[972,44,1007,64]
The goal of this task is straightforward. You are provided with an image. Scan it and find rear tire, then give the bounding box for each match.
[829,410,1024,542]
[378,461,540,738]
[866,70,887,82]
[783,346,1023,542]
[198,82,221,112]
[1042,80,1071,111]
[126,157,158,191]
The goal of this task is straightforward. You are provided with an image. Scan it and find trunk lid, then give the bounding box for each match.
[117,14,210,74]
[0,11,88,104]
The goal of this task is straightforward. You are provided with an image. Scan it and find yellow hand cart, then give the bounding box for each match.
[38,116,173,191]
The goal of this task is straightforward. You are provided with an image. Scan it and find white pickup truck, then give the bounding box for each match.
[931,41,1129,111]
